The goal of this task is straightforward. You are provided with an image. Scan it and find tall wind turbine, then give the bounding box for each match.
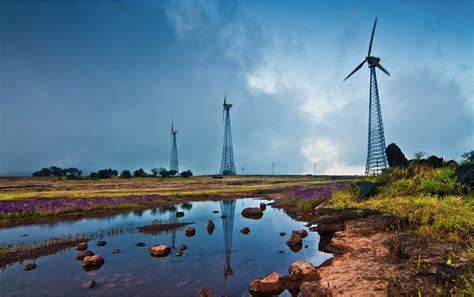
[169,119,179,173]
[344,17,390,176]
[220,96,236,175]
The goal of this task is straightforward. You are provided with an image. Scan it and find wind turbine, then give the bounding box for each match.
[344,17,390,175]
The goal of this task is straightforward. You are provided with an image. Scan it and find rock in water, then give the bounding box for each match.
[385,143,408,168]
[207,221,215,234]
[248,272,285,295]
[96,241,107,247]
[240,227,250,235]
[23,263,36,271]
[212,210,219,214]
[136,242,146,247]
[83,280,96,288]
[149,245,171,258]
[241,207,263,220]
[82,255,104,271]
[76,250,95,260]
[293,230,308,238]
[259,202,267,211]
[76,242,88,251]
[185,227,196,237]
[197,288,215,297]
[179,244,188,251]
[176,211,184,218]
[351,181,378,200]
[458,164,474,186]
[176,250,183,257]
[112,249,120,253]
[279,232,287,237]
[286,234,303,247]
[287,261,318,283]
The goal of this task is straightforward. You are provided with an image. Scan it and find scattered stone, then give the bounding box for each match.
[96,241,107,247]
[76,243,88,251]
[83,280,96,288]
[20,234,28,237]
[304,245,308,249]
[179,244,188,251]
[176,211,184,218]
[248,272,285,295]
[212,210,219,214]
[279,232,286,237]
[149,245,171,258]
[76,250,95,260]
[82,255,104,267]
[241,207,263,220]
[240,227,250,235]
[207,220,215,234]
[112,249,120,254]
[259,202,267,211]
[185,227,196,237]
[23,263,36,271]
[351,181,378,200]
[176,250,183,257]
[458,164,474,186]
[385,143,408,168]
[293,230,308,238]
[197,288,215,297]
[136,242,146,247]
[286,234,303,247]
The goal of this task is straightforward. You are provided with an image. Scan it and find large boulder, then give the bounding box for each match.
[76,250,95,260]
[185,227,196,237]
[286,233,303,247]
[286,261,318,289]
[458,164,474,186]
[248,272,285,295]
[241,207,263,220]
[82,255,104,270]
[76,242,88,251]
[149,245,171,257]
[240,227,250,235]
[427,155,444,168]
[259,202,267,211]
[351,181,378,200]
[385,143,408,168]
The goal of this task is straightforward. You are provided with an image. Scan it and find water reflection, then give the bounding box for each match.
[220,200,236,280]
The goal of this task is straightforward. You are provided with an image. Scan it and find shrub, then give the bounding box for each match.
[180,170,193,178]
[120,170,132,179]
[97,168,118,179]
[133,168,148,177]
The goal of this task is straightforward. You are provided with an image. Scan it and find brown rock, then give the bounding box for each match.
[83,280,96,288]
[176,250,183,257]
[288,244,303,253]
[82,255,104,267]
[286,234,303,246]
[176,211,184,218]
[23,263,36,271]
[76,242,88,251]
[248,272,285,295]
[241,207,263,220]
[293,230,308,238]
[197,288,214,297]
[185,227,196,237]
[76,250,95,260]
[240,227,250,235]
[179,244,187,251]
[259,202,267,211]
[287,261,318,283]
[207,221,215,234]
[149,245,171,257]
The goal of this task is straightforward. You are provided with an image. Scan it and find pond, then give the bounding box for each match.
[0,198,331,296]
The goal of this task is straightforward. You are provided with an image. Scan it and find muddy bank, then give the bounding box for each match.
[137,221,194,235]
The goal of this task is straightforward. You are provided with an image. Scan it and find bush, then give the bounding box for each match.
[133,168,148,177]
[120,170,132,179]
[180,170,193,178]
[89,172,98,179]
[97,168,118,179]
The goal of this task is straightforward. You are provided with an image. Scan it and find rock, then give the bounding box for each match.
[197,288,214,297]
[248,272,285,295]
[304,245,309,249]
[179,244,187,251]
[259,202,267,211]
[385,143,408,168]
[286,234,303,246]
[446,160,457,167]
[300,281,330,296]
[212,210,219,214]
[96,241,107,247]
[176,211,185,218]
[149,245,171,257]
[82,255,104,267]
[112,249,120,253]
[279,232,286,237]
[427,155,444,168]
[293,230,308,238]
[83,280,96,288]
[176,251,183,257]
[288,244,303,253]
[241,207,263,220]
[23,263,36,271]
[458,164,474,186]
[136,242,146,247]
[287,261,318,283]
[185,227,196,237]
[207,221,215,234]
[220,215,226,218]
[76,250,95,260]
[351,181,378,200]
[240,227,250,235]
[76,242,88,251]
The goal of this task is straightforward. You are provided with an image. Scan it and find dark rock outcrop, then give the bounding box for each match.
[458,164,474,186]
[207,221,215,234]
[82,255,104,270]
[386,143,408,168]
[427,155,444,168]
[351,181,378,200]
[240,227,250,235]
[185,227,196,237]
[259,202,267,211]
[241,207,263,220]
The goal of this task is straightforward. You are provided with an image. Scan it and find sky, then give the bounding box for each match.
[0,0,473,176]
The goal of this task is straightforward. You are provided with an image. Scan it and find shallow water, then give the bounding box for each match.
[0,198,331,296]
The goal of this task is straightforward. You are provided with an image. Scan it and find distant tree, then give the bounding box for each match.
[90,172,98,179]
[150,167,160,177]
[180,170,193,178]
[168,170,177,177]
[64,167,81,178]
[180,202,193,210]
[158,167,168,178]
[413,151,426,160]
[461,151,474,164]
[50,166,65,177]
[120,170,132,179]
[32,167,52,177]
[133,168,148,177]
[96,168,118,179]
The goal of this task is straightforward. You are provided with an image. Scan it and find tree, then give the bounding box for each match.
[120,170,132,179]
[97,168,117,179]
[150,167,160,177]
[461,151,474,164]
[50,166,65,177]
[413,151,426,160]
[133,168,148,177]
[32,167,52,177]
[90,172,98,179]
[168,170,177,177]
[180,170,193,178]
[158,167,168,178]
[64,168,81,178]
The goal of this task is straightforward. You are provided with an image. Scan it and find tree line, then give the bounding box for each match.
[32,166,193,179]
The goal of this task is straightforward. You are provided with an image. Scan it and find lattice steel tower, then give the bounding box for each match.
[169,120,179,173]
[220,199,236,280]
[344,17,390,175]
[220,97,236,175]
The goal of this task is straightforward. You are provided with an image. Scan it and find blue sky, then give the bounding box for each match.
[0,0,472,176]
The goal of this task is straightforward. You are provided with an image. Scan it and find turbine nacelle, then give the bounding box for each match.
[367,56,380,66]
